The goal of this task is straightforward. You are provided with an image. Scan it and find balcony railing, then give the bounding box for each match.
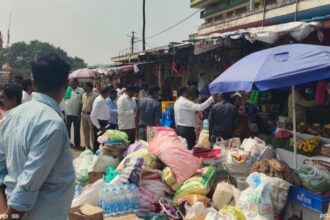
[200,0,250,18]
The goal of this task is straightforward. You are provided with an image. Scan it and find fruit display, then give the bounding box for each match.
[322,124,330,138]
[297,122,308,133]
[296,137,320,154]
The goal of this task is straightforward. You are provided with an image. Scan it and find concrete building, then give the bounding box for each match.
[191,0,330,36]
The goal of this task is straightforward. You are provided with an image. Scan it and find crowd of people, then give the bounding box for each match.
[0,52,268,219]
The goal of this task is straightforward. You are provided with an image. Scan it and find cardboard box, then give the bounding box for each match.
[104,214,140,220]
[69,204,103,220]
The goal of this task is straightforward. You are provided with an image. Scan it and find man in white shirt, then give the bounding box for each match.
[90,86,111,153]
[117,85,137,144]
[174,86,215,149]
[21,79,35,103]
[65,78,84,149]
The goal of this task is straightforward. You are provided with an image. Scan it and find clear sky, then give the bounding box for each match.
[0,0,202,65]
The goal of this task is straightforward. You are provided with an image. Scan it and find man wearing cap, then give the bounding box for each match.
[174,86,215,149]
[137,86,162,141]
[117,85,137,144]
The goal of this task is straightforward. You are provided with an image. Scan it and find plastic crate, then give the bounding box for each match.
[161,101,175,113]
[288,186,330,213]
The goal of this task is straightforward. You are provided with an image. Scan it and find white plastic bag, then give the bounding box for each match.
[236,172,274,220]
[212,182,234,210]
[74,149,94,186]
[241,138,274,162]
[226,150,251,180]
[185,202,220,220]
[268,177,291,216]
[72,176,121,208]
[185,202,208,220]
[88,151,120,173]
[71,179,104,207]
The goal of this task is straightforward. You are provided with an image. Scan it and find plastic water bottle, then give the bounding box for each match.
[112,187,120,215]
[202,119,209,131]
[123,184,131,212]
[119,186,127,215]
[99,184,110,216]
[130,184,140,212]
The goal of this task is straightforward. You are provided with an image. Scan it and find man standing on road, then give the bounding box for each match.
[91,86,111,153]
[0,53,75,219]
[137,86,161,141]
[117,85,137,144]
[174,86,215,149]
[81,82,97,150]
[65,78,84,150]
[106,89,118,129]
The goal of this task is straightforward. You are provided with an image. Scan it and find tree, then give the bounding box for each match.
[0,40,87,70]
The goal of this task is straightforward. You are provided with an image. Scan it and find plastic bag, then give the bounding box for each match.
[71,179,104,207]
[268,177,291,216]
[236,172,274,220]
[161,167,182,191]
[88,151,120,173]
[74,149,94,186]
[220,205,246,220]
[173,166,216,204]
[106,129,129,143]
[214,138,241,160]
[185,202,208,220]
[119,157,144,185]
[226,150,251,180]
[241,138,274,163]
[149,130,202,183]
[212,182,234,210]
[139,169,172,212]
[195,131,210,148]
[178,194,209,206]
[116,148,161,171]
[124,140,148,157]
[296,161,330,193]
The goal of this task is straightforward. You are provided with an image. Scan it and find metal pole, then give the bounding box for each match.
[142,0,146,51]
[292,85,297,169]
[131,31,135,54]
[294,0,299,21]
[262,0,266,27]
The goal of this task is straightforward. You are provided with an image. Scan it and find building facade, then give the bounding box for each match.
[191,0,330,36]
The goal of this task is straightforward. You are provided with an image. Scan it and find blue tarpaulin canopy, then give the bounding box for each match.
[209,44,330,93]
[209,44,330,169]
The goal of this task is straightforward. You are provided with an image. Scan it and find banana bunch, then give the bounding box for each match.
[297,137,320,153]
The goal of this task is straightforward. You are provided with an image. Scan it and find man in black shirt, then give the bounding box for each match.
[137,86,162,140]
[209,92,240,143]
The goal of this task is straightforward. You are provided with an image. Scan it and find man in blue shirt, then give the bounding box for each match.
[106,89,118,129]
[0,53,75,220]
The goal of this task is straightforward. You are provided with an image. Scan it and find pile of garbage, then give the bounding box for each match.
[71,127,330,219]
